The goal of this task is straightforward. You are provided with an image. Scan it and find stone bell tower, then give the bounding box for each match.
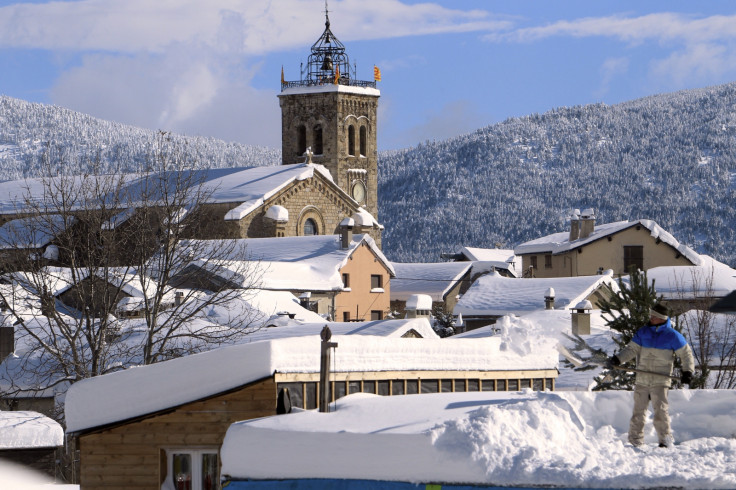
[278,9,381,219]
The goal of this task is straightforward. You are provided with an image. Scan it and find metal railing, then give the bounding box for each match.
[282,78,377,91]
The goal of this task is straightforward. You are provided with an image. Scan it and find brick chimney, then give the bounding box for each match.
[578,208,596,239]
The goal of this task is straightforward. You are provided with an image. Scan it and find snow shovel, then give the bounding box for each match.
[556,343,680,381]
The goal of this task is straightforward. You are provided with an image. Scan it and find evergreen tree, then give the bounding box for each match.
[593,268,662,390]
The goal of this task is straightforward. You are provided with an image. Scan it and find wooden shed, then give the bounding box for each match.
[65,332,558,490]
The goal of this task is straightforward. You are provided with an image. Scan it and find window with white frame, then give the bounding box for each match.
[164,448,219,490]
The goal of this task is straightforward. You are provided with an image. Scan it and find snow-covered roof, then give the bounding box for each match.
[460,247,519,276]
[241,318,437,343]
[514,219,702,266]
[65,333,556,433]
[185,234,394,292]
[220,389,736,488]
[390,261,472,302]
[0,215,71,250]
[0,164,338,224]
[53,267,157,299]
[647,255,736,299]
[454,271,617,317]
[0,411,64,450]
[220,164,334,221]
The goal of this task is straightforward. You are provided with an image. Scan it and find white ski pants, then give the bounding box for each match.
[628,384,671,446]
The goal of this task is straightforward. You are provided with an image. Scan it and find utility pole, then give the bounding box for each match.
[319,325,338,412]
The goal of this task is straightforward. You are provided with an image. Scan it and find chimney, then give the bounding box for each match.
[0,310,14,361]
[569,209,580,241]
[544,287,555,310]
[340,217,354,249]
[299,292,312,310]
[571,300,592,336]
[579,208,596,239]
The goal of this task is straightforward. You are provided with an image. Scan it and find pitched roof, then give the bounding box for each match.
[647,255,736,299]
[454,271,617,317]
[390,262,472,302]
[514,219,702,266]
[184,234,394,292]
[0,163,361,223]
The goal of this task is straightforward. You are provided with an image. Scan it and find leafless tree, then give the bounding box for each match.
[672,266,736,389]
[0,134,262,407]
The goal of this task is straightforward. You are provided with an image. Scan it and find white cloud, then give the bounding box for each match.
[499,13,736,45]
[0,0,511,53]
[491,12,736,97]
[595,57,629,98]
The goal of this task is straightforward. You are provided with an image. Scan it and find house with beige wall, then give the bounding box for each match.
[175,229,394,322]
[514,210,701,278]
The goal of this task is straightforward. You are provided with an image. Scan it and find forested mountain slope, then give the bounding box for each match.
[379,83,736,267]
[0,96,280,179]
[3,83,736,268]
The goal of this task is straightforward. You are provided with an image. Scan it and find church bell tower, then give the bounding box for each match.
[279,9,380,219]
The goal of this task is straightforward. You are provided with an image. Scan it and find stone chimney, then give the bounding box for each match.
[571,300,592,336]
[340,217,354,249]
[569,209,581,241]
[578,208,596,239]
[544,287,555,310]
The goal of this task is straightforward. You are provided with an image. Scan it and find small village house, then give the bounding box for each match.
[454,271,617,331]
[514,210,700,278]
[173,230,394,322]
[390,261,473,317]
[65,331,558,490]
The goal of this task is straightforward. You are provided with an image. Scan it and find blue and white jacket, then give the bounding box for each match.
[617,318,695,387]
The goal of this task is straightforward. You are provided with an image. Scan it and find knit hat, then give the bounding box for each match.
[649,303,670,320]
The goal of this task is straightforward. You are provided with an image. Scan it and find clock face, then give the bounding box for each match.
[352,182,366,203]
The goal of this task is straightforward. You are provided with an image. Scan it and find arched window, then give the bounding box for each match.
[359,126,367,156]
[348,125,355,156]
[297,125,307,156]
[303,218,318,236]
[313,125,323,155]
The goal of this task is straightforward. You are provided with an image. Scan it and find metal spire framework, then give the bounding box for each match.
[281,5,376,90]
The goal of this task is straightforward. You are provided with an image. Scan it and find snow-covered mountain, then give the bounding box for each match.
[379,82,736,267]
[3,82,736,267]
[0,95,280,179]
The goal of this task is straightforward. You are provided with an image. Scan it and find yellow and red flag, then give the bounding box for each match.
[334,65,340,84]
[373,65,381,81]
[281,66,284,85]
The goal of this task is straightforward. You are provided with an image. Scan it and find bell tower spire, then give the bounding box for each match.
[278,4,381,219]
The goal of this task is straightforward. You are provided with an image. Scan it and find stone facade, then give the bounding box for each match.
[279,87,380,219]
[192,171,382,247]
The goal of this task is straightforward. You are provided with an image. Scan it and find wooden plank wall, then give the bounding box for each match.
[78,377,276,490]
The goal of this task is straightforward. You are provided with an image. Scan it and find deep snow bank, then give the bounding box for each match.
[221,390,736,488]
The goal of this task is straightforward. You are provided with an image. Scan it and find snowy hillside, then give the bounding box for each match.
[379,82,736,267]
[0,96,280,179]
[3,82,736,268]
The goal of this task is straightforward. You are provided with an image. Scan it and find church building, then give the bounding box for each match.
[279,10,381,221]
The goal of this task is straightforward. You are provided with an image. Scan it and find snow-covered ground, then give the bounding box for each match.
[222,389,736,489]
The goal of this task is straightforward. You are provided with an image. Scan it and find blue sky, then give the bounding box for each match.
[2,1,736,150]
